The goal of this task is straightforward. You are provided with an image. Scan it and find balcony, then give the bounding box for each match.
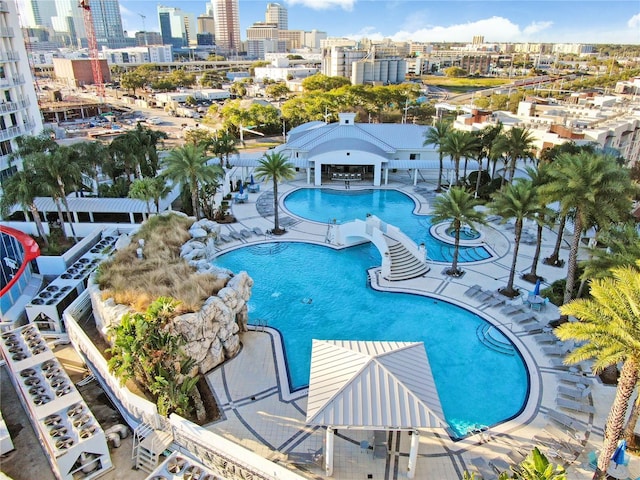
[0,51,19,62]
[0,125,21,141]
[0,26,13,37]
[0,97,30,114]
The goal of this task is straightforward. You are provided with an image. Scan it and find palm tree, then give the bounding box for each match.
[540,152,635,311]
[489,179,541,296]
[161,144,223,220]
[431,187,485,276]
[555,264,640,479]
[213,132,238,169]
[523,165,553,282]
[129,177,163,216]
[472,123,503,198]
[423,120,451,192]
[125,124,168,177]
[581,223,640,281]
[0,169,50,248]
[254,152,296,234]
[441,130,479,186]
[491,127,536,184]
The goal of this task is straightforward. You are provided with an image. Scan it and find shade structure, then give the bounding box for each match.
[611,439,627,466]
[533,279,541,296]
[306,340,447,430]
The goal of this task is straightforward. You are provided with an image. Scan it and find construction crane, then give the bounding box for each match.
[138,13,148,46]
[78,0,105,101]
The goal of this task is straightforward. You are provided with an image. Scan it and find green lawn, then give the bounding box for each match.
[421,76,515,93]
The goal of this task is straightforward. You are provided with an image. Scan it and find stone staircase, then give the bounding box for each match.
[384,237,429,281]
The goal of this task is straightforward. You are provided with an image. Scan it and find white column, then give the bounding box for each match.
[315,161,323,186]
[325,427,334,476]
[384,167,389,185]
[307,166,311,184]
[407,430,419,479]
[413,168,418,186]
[373,165,381,186]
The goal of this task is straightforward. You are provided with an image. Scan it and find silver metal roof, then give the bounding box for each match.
[306,340,447,430]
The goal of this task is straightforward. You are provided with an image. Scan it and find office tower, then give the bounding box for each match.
[198,13,215,36]
[213,0,241,55]
[472,35,484,45]
[22,0,58,29]
[50,0,124,48]
[0,0,44,181]
[265,3,287,30]
[158,5,196,49]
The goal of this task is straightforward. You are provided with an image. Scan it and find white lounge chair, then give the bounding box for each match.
[542,342,573,356]
[556,397,596,414]
[252,227,264,236]
[557,372,592,386]
[547,410,580,431]
[520,320,549,333]
[501,304,526,315]
[558,385,591,400]
[464,284,483,297]
[470,457,497,480]
[485,295,506,308]
[229,231,242,241]
[218,233,232,243]
[475,290,495,302]
[513,312,537,324]
[536,332,561,344]
[240,229,252,239]
[489,458,510,474]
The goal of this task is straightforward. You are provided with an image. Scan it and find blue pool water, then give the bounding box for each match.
[283,188,491,263]
[215,242,529,437]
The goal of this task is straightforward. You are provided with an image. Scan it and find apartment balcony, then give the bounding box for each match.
[0,51,19,62]
[0,74,25,88]
[0,125,21,141]
[0,97,30,114]
[0,26,13,37]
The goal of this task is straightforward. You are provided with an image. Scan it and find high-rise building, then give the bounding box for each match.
[472,35,484,45]
[22,0,58,29]
[213,0,241,55]
[265,3,287,30]
[48,0,125,48]
[198,14,215,36]
[158,6,196,49]
[0,0,44,181]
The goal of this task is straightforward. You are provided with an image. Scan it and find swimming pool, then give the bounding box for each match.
[283,188,491,263]
[215,242,529,438]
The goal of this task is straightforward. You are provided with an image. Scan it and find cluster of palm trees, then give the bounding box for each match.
[424,120,536,196]
[432,131,638,478]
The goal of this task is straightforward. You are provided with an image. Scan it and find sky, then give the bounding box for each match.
[117,0,640,44]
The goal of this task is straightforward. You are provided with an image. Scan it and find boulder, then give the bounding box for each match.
[189,227,207,239]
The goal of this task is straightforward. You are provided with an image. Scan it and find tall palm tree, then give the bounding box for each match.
[431,187,485,276]
[125,124,168,177]
[161,144,223,220]
[489,179,541,296]
[540,152,635,310]
[423,120,451,192]
[254,152,296,234]
[582,223,640,281]
[441,130,479,186]
[213,132,238,168]
[472,123,503,198]
[0,169,50,248]
[71,140,108,195]
[523,165,552,282]
[555,264,640,479]
[491,126,536,184]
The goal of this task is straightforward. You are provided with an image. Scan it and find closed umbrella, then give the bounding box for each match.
[533,279,541,296]
[611,439,627,467]
[250,174,255,185]
[239,181,244,195]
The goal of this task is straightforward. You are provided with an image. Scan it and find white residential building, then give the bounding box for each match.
[254,58,318,81]
[0,0,44,181]
[101,45,173,64]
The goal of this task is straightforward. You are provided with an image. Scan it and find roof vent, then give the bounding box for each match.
[338,113,356,125]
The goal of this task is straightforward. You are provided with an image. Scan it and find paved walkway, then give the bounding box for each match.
[204,172,630,480]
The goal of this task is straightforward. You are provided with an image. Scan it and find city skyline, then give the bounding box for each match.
[114,0,640,45]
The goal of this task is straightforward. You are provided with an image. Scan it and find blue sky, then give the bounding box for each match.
[118,0,640,44]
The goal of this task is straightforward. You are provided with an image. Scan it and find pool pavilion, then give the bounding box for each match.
[230,113,479,187]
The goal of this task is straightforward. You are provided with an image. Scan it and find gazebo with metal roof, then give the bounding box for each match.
[306,339,447,478]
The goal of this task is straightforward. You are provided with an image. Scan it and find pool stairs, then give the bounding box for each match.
[329,215,430,282]
[475,324,515,355]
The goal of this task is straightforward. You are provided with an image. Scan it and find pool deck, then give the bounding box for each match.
[206,174,629,479]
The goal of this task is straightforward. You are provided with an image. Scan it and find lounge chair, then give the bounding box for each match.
[512,312,537,324]
[547,410,580,431]
[470,457,498,480]
[558,385,591,400]
[501,304,525,315]
[475,290,494,302]
[556,397,596,414]
[536,332,561,344]
[252,227,264,236]
[464,284,483,297]
[240,229,252,239]
[520,320,549,333]
[485,295,506,308]
[507,449,527,464]
[542,342,573,356]
[229,231,242,241]
[218,233,231,243]
[489,458,510,474]
[557,372,592,386]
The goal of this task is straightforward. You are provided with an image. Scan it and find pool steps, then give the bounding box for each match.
[384,238,430,281]
[475,324,515,356]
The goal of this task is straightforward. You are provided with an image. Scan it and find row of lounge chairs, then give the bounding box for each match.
[217,227,265,244]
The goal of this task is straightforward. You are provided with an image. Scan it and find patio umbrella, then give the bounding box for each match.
[611,439,627,467]
[533,279,541,296]
[239,181,244,195]
[250,174,255,185]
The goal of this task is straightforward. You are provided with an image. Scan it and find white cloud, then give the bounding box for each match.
[523,21,553,36]
[287,0,355,11]
[628,13,640,29]
[389,16,526,43]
